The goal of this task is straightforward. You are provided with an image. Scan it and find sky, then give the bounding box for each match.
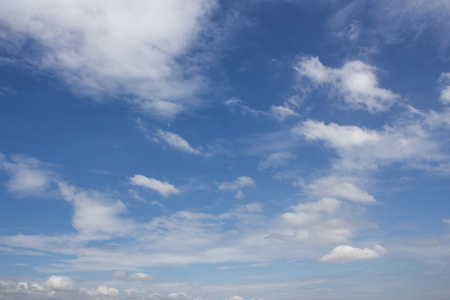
[0,0,450,299]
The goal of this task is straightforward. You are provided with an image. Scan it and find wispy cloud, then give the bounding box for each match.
[129,174,180,198]
[157,130,202,155]
[219,176,255,199]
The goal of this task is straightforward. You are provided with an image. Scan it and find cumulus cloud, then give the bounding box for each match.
[306,176,376,204]
[295,57,399,112]
[279,197,354,244]
[59,183,135,239]
[0,153,55,196]
[0,0,216,118]
[44,276,78,291]
[129,174,180,197]
[157,130,202,155]
[319,244,386,263]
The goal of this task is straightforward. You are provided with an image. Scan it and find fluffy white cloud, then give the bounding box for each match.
[44,276,78,291]
[0,0,216,118]
[295,57,399,112]
[0,154,54,196]
[59,183,135,239]
[319,245,386,263]
[157,130,202,155]
[293,119,444,171]
[306,176,376,204]
[129,174,180,197]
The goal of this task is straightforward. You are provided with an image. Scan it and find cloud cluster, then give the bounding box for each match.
[295,57,399,112]
[0,0,216,118]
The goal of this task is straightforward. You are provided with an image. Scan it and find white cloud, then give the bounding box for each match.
[44,276,78,291]
[306,176,376,204]
[59,183,136,239]
[219,176,255,191]
[295,57,399,112]
[0,154,54,196]
[0,0,216,118]
[282,198,341,228]
[439,72,450,104]
[319,245,386,263]
[129,272,158,280]
[293,118,444,171]
[442,219,450,224]
[157,130,202,155]
[258,152,292,170]
[270,105,298,120]
[129,174,180,197]
[80,285,119,297]
[111,271,128,279]
[219,176,255,199]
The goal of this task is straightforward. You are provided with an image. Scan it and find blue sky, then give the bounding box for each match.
[1,0,450,299]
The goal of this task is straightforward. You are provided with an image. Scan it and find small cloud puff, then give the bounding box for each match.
[157,130,202,155]
[129,174,180,198]
[320,245,386,263]
[112,271,158,280]
[219,176,256,199]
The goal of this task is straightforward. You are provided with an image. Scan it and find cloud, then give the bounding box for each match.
[59,182,136,239]
[112,271,128,279]
[0,0,216,118]
[0,154,55,196]
[258,152,292,170]
[279,197,355,244]
[270,105,298,120]
[306,176,376,204]
[295,57,399,112]
[44,276,78,291]
[157,130,202,155]
[293,118,445,171]
[129,174,180,197]
[129,273,158,280]
[438,72,450,104]
[443,219,450,224]
[219,176,255,199]
[219,176,255,191]
[319,244,386,263]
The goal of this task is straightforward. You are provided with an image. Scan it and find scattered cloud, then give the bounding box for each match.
[295,57,399,112]
[44,276,78,291]
[270,105,298,120]
[157,130,202,155]
[0,153,55,196]
[306,176,376,204]
[129,174,180,197]
[129,273,158,280]
[258,152,292,170]
[442,219,450,224]
[219,176,255,199]
[319,245,386,263]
